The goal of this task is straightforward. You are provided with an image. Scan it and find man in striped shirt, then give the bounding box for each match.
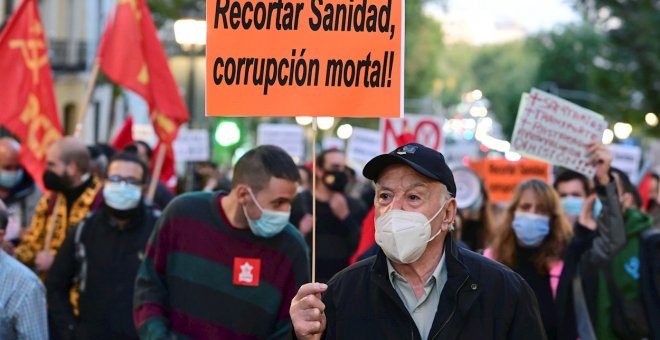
[0,200,48,339]
[134,145,310,339]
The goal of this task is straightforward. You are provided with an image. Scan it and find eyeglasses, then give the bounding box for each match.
[106,175,143,186]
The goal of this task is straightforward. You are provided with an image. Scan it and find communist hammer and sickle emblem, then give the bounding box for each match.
[151,109,177,136]
[19,94,62,160]
[9,20,48,85]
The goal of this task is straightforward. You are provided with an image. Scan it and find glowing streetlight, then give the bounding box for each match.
[645,112,658,127]
[295,116,313,125]
[471,89,483,101]
[602,129,614,144]
[469,106,488,118]
[317,117,335,131]
[337,124,353,139]
[173,19,206,47]
[613,122,633,140]
[505,151,521,162]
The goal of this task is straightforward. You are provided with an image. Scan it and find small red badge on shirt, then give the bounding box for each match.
[233,257,261,286]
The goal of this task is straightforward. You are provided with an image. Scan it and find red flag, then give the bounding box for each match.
[111,115,135,151]
[152,142,176,193]
[638,171,652,212]
[98,0,188,145]
[0,0,63,189]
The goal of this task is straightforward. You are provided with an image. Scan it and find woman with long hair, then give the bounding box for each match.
[486,179,573,339]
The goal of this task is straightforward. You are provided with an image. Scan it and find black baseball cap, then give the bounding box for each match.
[363,143,456,196]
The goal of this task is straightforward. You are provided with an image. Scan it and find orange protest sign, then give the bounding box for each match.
[469,158,550,203]
[206,0,403,117]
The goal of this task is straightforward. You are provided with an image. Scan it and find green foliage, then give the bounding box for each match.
[404,0,445,101]
[469,41,539,138]
[148,0,203,26]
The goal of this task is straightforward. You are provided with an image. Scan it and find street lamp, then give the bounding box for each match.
[174,18,206,127]
[613,122,633,140]
[645,112,658,127]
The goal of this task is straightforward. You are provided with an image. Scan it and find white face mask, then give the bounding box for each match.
[375,199,449,264]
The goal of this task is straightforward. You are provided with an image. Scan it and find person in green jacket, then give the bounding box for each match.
[595,168,653,340]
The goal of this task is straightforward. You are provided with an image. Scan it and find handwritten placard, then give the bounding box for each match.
[510,89,608,177]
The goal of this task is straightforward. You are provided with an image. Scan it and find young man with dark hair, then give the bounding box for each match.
[0,200,48,339]
[134,145,310,339]
[290,149,366,283]
[46,152,157,339]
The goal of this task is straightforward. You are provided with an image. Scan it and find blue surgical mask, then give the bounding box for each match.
[0,169,23,188]
[243,188,290,238]
[512,212,550,247]
[561,196,584,217]
[103,182,142,210]
[592,198,603,219]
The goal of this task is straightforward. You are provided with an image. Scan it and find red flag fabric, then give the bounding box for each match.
[111,115,135,151]
[0,0,63,189]
[638,171,652,212]
[152,142,176,193]
[98,0,188,145]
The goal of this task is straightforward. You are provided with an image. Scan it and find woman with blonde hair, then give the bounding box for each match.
[485,178,573,339]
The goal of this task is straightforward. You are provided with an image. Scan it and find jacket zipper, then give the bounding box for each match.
[430,275,469,340]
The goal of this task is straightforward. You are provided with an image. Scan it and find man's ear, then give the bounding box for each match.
[66,162,79,177]
[442,199,457,230]
[235,185,251,205]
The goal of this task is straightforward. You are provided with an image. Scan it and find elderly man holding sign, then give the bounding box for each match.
[290,143,545,339]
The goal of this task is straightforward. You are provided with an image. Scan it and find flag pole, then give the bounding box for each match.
[74,59,101,138]
[311,117,317,283]
[146,144,167,203]
[42,196,60,252]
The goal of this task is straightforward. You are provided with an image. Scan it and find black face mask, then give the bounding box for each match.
[42,170,71,192]
[323,170,348,192]
[103,201,142,221]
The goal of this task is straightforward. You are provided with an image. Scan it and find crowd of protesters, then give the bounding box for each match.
[0,135,658,340]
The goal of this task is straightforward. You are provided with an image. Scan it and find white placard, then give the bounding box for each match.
[256,124,305,161]
[609,144,642,183]
[173,129,210,162]
[323,138,345,151]
[380,115,445,152]
[511,89,608,177]
[346,127,382,170]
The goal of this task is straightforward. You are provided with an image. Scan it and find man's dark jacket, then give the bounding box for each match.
[321,234,547,340]
[46,204,159,340]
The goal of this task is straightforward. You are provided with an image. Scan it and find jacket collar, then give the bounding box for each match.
[370,233,482,339]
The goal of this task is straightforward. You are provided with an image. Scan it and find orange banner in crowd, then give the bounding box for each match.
[469,158,550,203]
[0,0,63,189]
[206,0,403,117]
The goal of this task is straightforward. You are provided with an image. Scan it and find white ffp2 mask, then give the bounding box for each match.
[375,200,449,264]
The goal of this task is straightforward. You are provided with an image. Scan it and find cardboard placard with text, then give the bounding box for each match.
[469,158,550,203]
[256,123,305,161]
[379,115,445,152]
[206,0,403,117]
[346,127,381,170]
[510,89,607,177]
